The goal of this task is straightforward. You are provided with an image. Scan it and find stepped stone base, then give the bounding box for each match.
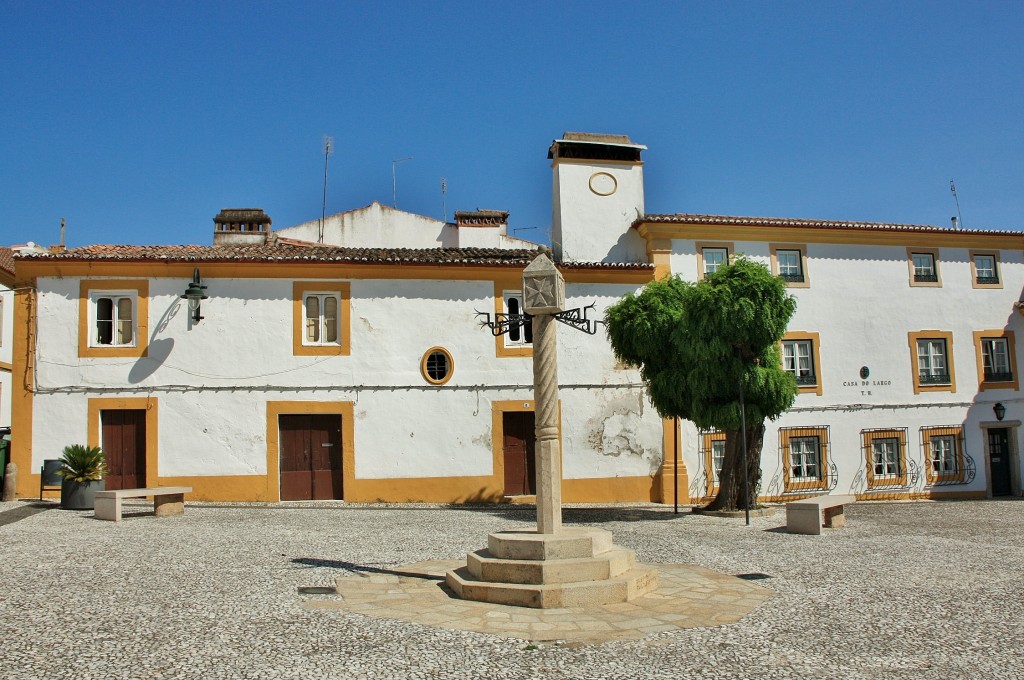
[445,527,659,609]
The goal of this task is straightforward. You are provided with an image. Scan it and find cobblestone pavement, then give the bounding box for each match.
[1,498,1023,679]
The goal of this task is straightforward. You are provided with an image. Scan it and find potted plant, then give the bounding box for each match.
[58,444,106,510]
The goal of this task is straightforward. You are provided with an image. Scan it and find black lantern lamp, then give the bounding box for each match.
[994,402,1006,421]
[181,267,208,323]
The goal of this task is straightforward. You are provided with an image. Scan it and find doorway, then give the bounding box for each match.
[988,427,1012,496]
[502,411,536,496]
[101,409,147,490]
[279,414,343,501]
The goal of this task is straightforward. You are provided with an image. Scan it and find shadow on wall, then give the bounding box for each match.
[128,298,182,383]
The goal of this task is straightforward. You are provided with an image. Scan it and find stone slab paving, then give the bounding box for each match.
[306,559,772,642]
[1,498,1024,678]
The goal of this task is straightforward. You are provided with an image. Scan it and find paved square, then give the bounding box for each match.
[1,499,1023,678]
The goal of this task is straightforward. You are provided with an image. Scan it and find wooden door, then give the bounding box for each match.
[503,412,536,496]
[101,409,147,490]
[279,414,343,501]
[988,428,1012,496]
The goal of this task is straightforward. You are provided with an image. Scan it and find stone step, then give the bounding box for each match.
[487,527,614,561]
[466,547,635,585]
[445,565,659,609]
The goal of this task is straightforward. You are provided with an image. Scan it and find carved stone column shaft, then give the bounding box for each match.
[532,314,561,534]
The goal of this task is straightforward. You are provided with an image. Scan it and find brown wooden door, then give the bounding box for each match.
[101,409,147,490]
[279,414,343,501]
[988,428,1012,496]
[503,412,536,496]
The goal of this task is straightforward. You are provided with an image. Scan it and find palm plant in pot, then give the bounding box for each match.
[57,444,106,510]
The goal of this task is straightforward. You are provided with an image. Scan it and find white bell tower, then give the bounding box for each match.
[549,133,647,264]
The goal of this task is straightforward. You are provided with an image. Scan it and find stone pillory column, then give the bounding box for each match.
[445,250,658,608]
[522,253,566,535]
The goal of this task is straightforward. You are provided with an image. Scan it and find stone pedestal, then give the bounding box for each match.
[445,527,658,609]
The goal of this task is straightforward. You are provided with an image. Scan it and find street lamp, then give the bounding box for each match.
[181,268,208,323]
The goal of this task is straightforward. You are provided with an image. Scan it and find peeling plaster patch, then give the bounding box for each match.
[589,404,661,475]
[472,433,490,449]
[360,316,375,332]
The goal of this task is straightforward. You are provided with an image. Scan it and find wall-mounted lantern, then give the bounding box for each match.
[181,267,208,323]
[994,402,1006,421]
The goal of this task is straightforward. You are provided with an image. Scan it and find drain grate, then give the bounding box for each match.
[298,586,338,595]
[735,573,772,581]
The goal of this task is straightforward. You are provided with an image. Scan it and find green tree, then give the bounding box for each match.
[605,256,798,511]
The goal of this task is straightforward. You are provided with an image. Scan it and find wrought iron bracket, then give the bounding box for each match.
[476,302,603,337]
[554,303,602,335]
[475,311,531,337]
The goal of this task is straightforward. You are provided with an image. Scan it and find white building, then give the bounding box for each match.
[8,132,1024,503]
[0,247,14,430]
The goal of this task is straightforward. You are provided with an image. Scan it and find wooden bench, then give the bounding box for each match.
[94,486,193,522]
[786,494,855,535]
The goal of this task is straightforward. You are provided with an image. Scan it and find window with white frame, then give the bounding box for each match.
[911,252,937,282]
[789,436,821,480]
[973,254,999,285]
[782,339,816,386]
[303,293,340,346]
[90,292,136,347]
[916,338,950,385]
[872,437,902,478]
[928,434,958,475]
[503,291,533,347]
[981,337,1012,382]
[776,250,803,282]
[702,248,728,275]
[710,439,725,484]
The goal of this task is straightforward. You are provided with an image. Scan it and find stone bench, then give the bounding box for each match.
[94,486,193,522]
[786,494,855,535]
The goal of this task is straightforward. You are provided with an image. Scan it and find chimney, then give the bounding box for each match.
[213,208,272,245]
[951,216,958,229]
[454,210,509,230]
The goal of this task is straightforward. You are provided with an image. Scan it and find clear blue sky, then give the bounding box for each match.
[2,2,1021,248]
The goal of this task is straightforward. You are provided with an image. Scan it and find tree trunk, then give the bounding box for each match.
[703,421,765,512]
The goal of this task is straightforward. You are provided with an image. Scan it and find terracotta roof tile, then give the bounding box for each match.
[0,247,14,277]
[14,243,652,270]
[636,213,1024,236]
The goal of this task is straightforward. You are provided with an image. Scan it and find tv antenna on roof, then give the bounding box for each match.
[320,135,334,243]
[441,177,448,222]
[950,179,964,229]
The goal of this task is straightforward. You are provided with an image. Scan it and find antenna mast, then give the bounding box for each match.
[392,157,412,208]
[320,135,334,243]
[441,177,448,222]
[950,179,964,229]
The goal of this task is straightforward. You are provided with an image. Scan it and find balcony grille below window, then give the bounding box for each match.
[914,273,939,283]
[919,373,951,385]
[984,371,1013,383]
[795,374,817,386]
[781,273,805,283]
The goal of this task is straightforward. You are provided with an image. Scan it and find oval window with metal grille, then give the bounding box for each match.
[421,347,454,385]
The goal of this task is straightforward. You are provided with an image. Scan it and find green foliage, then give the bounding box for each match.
[605,256,799,430]
[57,444,106,483]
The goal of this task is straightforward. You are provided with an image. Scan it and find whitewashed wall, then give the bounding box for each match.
[0,283,13,428]
[29,274,663,484]
[670,240,1024,497]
